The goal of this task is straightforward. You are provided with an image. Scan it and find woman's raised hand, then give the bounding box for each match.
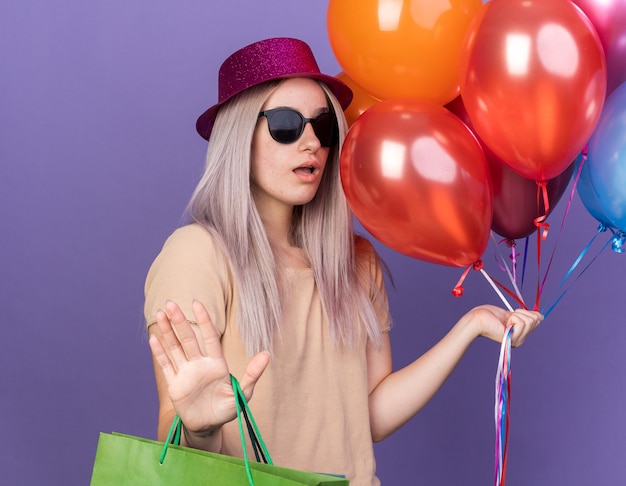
[149,300,270,440]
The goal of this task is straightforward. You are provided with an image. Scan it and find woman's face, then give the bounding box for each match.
[251,78,332,217]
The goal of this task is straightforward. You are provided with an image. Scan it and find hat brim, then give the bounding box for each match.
[196,73,353,141]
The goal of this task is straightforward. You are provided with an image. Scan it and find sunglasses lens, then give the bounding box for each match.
[311,113,336,147]
[267,110,303,144]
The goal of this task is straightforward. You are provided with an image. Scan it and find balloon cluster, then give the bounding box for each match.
[328,0,625,267]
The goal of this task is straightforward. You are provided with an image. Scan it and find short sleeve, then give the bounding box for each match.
[144,224,234,335]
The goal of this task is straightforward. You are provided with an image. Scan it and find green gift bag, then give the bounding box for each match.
[90,376,348,485]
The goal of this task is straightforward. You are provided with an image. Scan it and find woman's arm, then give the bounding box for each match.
[367,305,542,442]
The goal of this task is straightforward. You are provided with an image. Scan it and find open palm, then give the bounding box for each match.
[149,300,269,436]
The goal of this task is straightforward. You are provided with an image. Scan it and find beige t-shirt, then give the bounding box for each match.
[144,224,391,485]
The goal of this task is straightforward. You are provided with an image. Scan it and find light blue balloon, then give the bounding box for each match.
[576,154,615,228]
[587,81,626,232]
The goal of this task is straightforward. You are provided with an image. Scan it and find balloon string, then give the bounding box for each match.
[520,236,529,290]
[540,226,616,318]
[508,241,518,284]
[490,232,526,308]
[479,269,515,312]
[494,326,513,486]
[484,271,528,310]
[538,160,584,298]
[502,359,511,485]
[533,181,549,311]
[453,261,526,310]
[492,238,510,274]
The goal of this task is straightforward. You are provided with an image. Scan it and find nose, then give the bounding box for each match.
[299,121,322,150]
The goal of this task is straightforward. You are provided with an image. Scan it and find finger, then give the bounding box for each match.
[513,309,543,322]
[149,333,176,385]
[155,309,190,365]
[509,311,541,347]
[514,310,542,331]
[239,351,271,400]
[191,300,224,360]
[165,300,204,360]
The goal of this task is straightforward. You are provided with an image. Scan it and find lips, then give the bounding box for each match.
[293,161,320,176]
[293,165,316,175]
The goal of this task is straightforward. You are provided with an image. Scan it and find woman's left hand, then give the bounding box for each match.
[464,305,543,347]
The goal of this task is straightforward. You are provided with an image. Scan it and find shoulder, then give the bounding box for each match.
[149,223,232,278]
[159,224,226,259]
[162,223,214,249]
[144,224,233,331]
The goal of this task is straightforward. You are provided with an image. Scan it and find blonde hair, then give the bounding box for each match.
[188,80,383,356]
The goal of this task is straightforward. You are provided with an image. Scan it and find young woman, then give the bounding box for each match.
[145,37,542,485]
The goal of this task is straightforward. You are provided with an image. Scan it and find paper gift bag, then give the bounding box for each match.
[90,376,348,485]
[91,431,348,485]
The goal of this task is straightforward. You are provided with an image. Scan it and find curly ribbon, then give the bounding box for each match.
[494,326,513,486]
[533,181,550,310]
[506,240,519,284]
[492,237,518,277]
[611,228,625,253]
[451,260,484,297]
[533,180,551,241]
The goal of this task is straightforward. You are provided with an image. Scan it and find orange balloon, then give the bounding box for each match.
[341,98,493,267]
[327,0,482,104]
[336,72,380,126]
[459,0,606,181]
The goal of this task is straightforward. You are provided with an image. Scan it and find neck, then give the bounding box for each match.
[259,207,292,245]
[257,203,310,269]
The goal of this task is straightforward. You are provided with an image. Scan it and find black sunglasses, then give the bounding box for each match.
[258,107,337,147]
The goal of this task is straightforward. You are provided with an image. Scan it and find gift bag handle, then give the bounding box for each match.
[159,374,272,486]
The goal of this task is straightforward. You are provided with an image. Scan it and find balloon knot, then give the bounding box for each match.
[612,231,625,253]
[472,259,484,271]
[452,286,464,297]
[581,144,588,158]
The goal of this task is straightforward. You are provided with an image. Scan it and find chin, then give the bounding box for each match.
[292,189,320,206]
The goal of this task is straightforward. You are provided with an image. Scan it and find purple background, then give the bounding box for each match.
[2,1,624,484]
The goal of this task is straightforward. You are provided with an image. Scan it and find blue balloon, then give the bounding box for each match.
[576,154,615,228]
[587,81,626,232]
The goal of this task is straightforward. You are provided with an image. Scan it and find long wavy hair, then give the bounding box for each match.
[187,79,383,356]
